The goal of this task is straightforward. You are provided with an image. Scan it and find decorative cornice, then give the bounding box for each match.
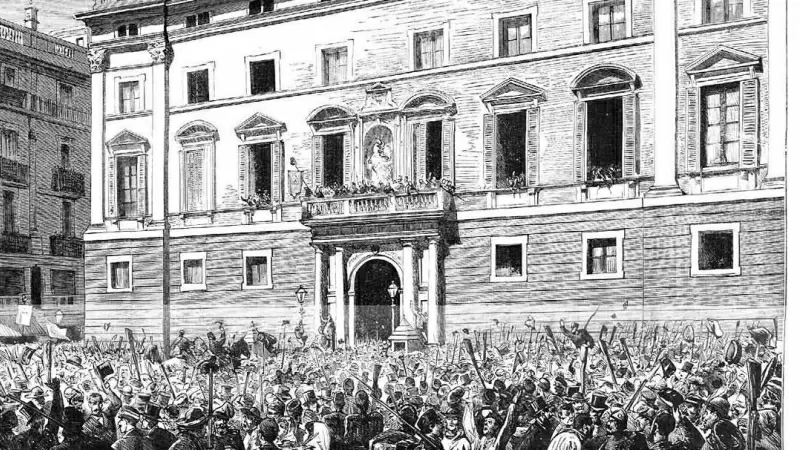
[147,41,174,67]
[87,48,109,73]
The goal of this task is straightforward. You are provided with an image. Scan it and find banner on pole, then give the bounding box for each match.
[15,305,32,326]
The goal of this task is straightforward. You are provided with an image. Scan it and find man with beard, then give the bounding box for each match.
[648,412,676,450]
[548,412,594,450]
[597,407,648,450]
[85,390,121,446]
[698,398,744,450]
[440,405,470,450]
[670,395,705,450]
[474,391,520,450]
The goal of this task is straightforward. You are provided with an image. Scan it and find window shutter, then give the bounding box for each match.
[136,154,147,216]
[415,123,427,182]
[685,87,700,173]
[483,114,495,188]
[573,101,587,182]
[272,141,284,202]
[622,93,639,177]
[108,157,117,217]
[740,78,759,168]
[441,119,455,182]
[312,135,323,187]
[343,131,353,184]
[238,145,250,197]
[526,107,540,186]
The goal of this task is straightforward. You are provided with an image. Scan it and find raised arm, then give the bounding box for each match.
[495,392,520,450]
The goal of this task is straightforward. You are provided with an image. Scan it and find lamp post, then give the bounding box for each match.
[295,285,308,334]
[387,281,398,331]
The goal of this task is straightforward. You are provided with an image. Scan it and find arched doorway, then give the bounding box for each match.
[354,259,400,342]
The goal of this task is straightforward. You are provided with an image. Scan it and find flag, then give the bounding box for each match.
[44,320,69,341]
[15,305,32,326]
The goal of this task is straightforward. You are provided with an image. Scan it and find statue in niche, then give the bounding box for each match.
[364,125,394,186]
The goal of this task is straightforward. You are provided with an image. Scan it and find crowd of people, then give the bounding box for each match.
[0,317,782,450]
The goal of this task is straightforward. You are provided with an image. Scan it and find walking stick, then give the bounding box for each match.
[159,362,175,398]
[599,339,618,387]
[462,339,487,388]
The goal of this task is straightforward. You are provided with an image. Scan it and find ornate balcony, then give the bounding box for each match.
[50,235,84,258]
[28,95,90,126]
[0,156,29,185]
[52,166,86,197]
[0,233,31,254]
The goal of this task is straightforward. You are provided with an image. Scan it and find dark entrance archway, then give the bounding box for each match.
[354,259,400,342]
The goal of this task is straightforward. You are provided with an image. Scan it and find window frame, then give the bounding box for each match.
[249,0,275,15]
[407,22,450,71]
[580,230,625,280]
[113,74,147,115]
[106,255,133,293]
[51,269,76,296]
[700,82,742,169]
[1,64,18,88]
[490,235,528,283]
[1,128,19,161]
[182,62,215,105]
[115,22,140,38]
[180,251,207,292]
[583,0,632,44]
[492,7,538,58]
[316,40,354,86]
[242,249,274,290]
[690,223,741,277]
[245,51,281,96]
[699,0,750,25]
[185,11,212,28]
[57,82,75,106]
[61,200,74,237]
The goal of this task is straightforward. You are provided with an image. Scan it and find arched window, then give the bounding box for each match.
[400,92,457,183]
[307,105,356,188]
[570,64,641,183]
[176,121,217,213]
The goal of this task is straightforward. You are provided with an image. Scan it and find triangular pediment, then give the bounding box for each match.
[481,78,547,106]
[686,46,761,75]
[107,129,148,148]
[235,113,286,135]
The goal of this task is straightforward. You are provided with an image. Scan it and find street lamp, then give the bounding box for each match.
[387,281,399,331]
[295,285,308,304]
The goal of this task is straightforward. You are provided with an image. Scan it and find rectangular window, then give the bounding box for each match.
[249,0,275,15]
[61,201,73,236]
[249,143,273,198]
[1,130,18,160]
[60,143,70,167]
[76,37,85,47]
[3,67,16,87]
[187,69,210,104]
[701,82,740,168]
[2,191,15,233]
[323,134,344,186]
[117,23,138,37]
[704,0,744,23]
[322,47,348,86]
[691,223,741,276]
[184,149,205,211]
[250,60,276,95]
[425,121,443,181]
[52,270,76,296]
[495,111,527,188]
[181,252,207,291]
[499,15,532,57]
[119,81,141,114]
[186,11,210,28]
[242,250,273,289]
[581,230,624,279]
[116,156,138,218]
[591,0,626,43]
[108,257,132,292]
[0,268,24,296]
[587,97,624,180]
[491,236,528,282]
[59,83,74,106]
[414,29,445,69]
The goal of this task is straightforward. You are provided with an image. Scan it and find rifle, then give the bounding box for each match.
[623,349,664,412]
[462,338,487,388]
[599,339,618,387]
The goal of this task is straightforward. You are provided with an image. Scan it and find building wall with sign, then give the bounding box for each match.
[79,0,784,343]
[0,17,90,340]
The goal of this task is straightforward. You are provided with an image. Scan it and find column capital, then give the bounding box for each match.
[87,47,109,73]
[148,41,174,67]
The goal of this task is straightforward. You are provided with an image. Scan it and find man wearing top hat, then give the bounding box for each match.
[141,403,176,450]
[112,405,152,450]
[323,391,348,446]
[587,392,609,443]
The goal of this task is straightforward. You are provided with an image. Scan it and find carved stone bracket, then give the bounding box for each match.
[87,48,109,74]
[147,41,174,67]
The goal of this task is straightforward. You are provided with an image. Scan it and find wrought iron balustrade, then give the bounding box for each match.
[52,166,86,197]
[50,235,84,258]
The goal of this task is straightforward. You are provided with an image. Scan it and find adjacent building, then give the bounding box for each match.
[77,0,786,346]
[0,7,90,340]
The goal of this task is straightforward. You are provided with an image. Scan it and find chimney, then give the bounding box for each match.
[24,1,39,31]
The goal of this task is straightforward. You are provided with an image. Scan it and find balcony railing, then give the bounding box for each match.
[0,156,29,185]
[303,188,450,220]
[0,233,31,254]
[0,85,90,126]
[50,235,84,258]
[52,166,86,197]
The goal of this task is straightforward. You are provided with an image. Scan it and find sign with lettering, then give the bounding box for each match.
[0,24,24,45]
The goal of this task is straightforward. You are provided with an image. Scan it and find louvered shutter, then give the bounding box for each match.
[739,79,759,168]
[185,149,204,211]
[415,123,427,182]
[622,93,639,177]
[272,141,284,202]
[573,101,587,182]
[483,114,495,188]
[441,119,455,182]
[343,131,353,184]
[107,156,117,217]
[136,154,147,216]
[685,87,700,173]
[312,135,323,187]
[238,145,250,198]
[526,107,540,186]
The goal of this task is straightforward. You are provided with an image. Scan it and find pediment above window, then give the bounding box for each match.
[685,45,761,80]
[571,64,640,99]
[307,105,357,133]
[235,113,286,142]
[177,120,218,145]
[106,129,149,152]
[400,91,457,117]
[481,78,547,110]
